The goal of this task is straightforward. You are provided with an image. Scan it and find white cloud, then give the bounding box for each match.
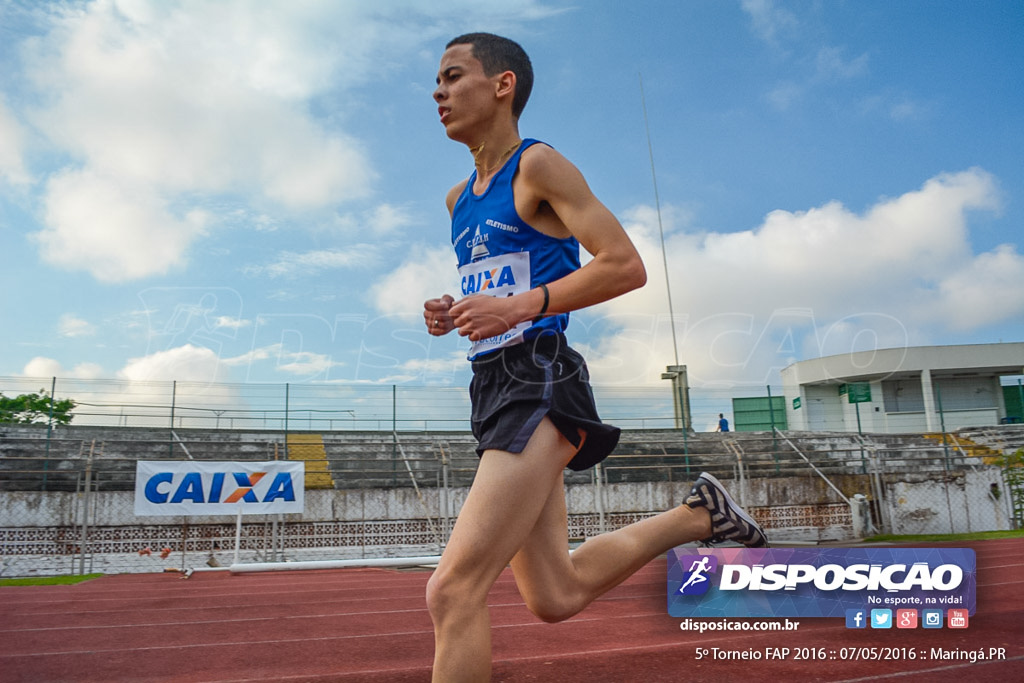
[250,245,379,278]
[223,342,341,380]
[18,1,557,281]
[931,244,1024,331]
[28,1,375,202]
[20,346,244,425]
[886,95,929,122]
[275,350,339,376]
[214,316,251,330]
[766,82,803,111]
[764,45,869,112]
[22,357,103,380]
[815,46,869,82]
[222,344,283,367]
[366,204,414,236]
[581,168,1012,387]
[741,0,799,46]
[396,351,466,377]
[118,344,228,383]
[22,357,63,378]
[329,203,416,237]
[35,169,208,282]
[0,96,30,186]
[58,313,96,338]
[368,245,460,320]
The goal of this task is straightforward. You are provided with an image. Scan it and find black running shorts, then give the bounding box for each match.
[469,333,620,471]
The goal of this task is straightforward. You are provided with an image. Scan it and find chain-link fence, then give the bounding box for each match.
[2,424,1021,577]
[869,430,1022,535]
[2,375,880,435]
[6,374,1021,436]
[1,376,686,432]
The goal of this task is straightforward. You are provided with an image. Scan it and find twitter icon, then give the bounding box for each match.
[871,609,892,629]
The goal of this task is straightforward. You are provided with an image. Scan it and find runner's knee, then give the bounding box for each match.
[521,587,583,624]
[426,567,486,622]
[425,570,455,619]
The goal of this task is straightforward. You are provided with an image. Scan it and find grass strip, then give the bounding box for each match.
[0,573,104,586]
[864,529,1024,543]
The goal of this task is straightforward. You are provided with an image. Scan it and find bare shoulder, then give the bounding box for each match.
[516,141,598,219]
[516,141,594,217]
[518,143,585,187]
[444,178,469,216]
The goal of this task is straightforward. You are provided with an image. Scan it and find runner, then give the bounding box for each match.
[424,32,768,682]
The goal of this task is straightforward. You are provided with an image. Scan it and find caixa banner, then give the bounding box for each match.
[668,547,976,618]
[134,461,305,516]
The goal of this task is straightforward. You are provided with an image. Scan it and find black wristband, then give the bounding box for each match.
[534,283,549,322]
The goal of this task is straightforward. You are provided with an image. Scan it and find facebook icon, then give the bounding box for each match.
[845,609,867,629]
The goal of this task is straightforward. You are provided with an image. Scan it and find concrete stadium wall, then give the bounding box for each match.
[1,476,851,529]
[882,470,1010,535]
[4,423,1021,576]
[2,469,1010,578]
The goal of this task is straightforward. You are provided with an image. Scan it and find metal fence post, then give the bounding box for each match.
[1018,379,1024,421]
[42,376,56,491]
[936,384,950,471]
[767,385,780,470]
[392,385,398,486]
[78,440,95,575]
[441,448,451,541]
[869,451,890,535]
[169,381,177,458]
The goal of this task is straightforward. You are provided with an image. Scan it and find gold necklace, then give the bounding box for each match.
[473,139,522,175]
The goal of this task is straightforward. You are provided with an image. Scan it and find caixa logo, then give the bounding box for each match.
[144,470,297,505]
[462,265,516,295]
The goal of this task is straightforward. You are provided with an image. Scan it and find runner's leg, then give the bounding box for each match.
[510,464,712,622]
[428,417,752,679]
[426,417,579,683]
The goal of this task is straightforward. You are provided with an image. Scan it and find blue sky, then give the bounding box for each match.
[1,0,1022,403]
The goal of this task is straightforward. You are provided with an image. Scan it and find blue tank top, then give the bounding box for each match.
[452,139,581,360]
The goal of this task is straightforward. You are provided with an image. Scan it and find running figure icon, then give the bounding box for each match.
[679,556,713,593]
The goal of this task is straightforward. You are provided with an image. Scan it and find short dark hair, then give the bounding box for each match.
[446,33,533,118]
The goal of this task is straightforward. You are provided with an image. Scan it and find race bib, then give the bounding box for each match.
[458,251,532,358]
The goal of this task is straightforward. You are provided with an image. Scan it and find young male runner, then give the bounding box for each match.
[423,33,767,682]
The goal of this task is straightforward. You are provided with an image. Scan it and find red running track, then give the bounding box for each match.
[1,538,1021,682]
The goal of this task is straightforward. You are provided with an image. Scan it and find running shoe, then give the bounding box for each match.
[685,472,769,548]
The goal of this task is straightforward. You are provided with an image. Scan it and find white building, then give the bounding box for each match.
[780,342,1024,433]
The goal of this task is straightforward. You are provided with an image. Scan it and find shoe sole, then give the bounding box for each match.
[697,471,768,548]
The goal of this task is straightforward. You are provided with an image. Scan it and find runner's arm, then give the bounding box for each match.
[423,181,470,336]
[519,146,647,316]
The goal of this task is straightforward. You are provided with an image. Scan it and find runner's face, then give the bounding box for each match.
[434,44,499,141]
